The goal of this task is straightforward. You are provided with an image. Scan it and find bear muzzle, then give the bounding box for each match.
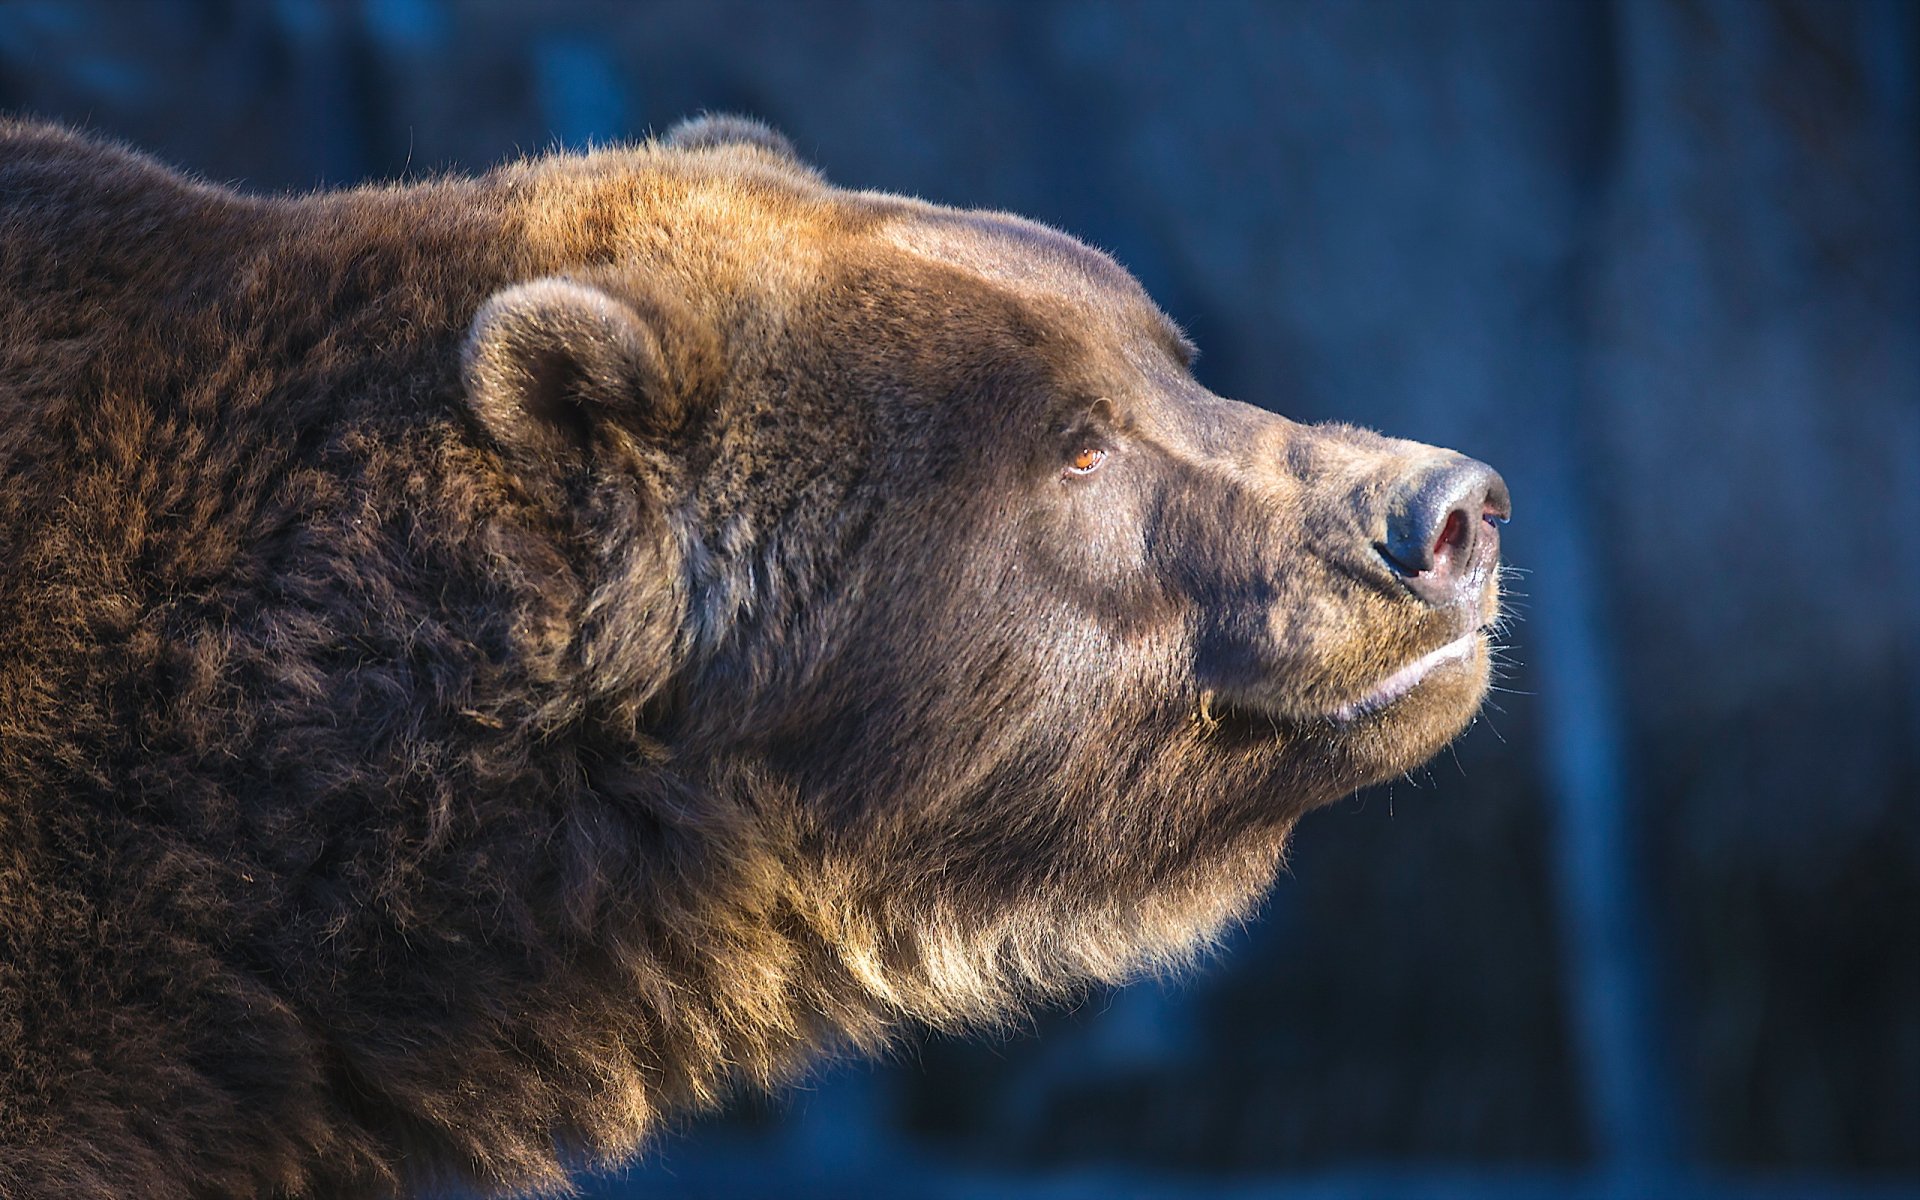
[1320,455,1511,728]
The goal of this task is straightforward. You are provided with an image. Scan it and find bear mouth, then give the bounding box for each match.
[1327,629,1485,725]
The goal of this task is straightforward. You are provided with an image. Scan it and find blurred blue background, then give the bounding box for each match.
[3,2,1915,1197]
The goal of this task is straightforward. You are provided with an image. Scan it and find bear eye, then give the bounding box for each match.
[1066,446,1107,476]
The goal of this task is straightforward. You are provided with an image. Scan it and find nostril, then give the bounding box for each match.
[1434,507,1470,563]
[1482,473,1513,524]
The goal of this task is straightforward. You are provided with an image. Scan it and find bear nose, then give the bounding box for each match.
[1377,458,1511,606]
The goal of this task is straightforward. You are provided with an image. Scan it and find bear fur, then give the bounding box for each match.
[0,115,1505,1198]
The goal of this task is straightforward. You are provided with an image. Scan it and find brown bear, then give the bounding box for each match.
[0,115,1509,1198]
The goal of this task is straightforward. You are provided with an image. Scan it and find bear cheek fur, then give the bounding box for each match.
[647,331,1308,1005]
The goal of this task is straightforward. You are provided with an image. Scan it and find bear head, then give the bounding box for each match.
[459,115,1511,1023]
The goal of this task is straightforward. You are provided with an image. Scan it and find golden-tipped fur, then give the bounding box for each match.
[0,115,1501,1197]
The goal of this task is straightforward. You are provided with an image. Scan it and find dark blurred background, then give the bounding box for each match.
[3,1,1915,1197]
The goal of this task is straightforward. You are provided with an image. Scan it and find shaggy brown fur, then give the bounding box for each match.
[0,115,1505,1198]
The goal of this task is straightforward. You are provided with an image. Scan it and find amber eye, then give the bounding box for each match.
[1066,446,1107,476]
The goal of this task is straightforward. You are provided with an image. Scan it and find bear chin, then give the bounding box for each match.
[1316,635,1496,788]
[1208,631,1494,794]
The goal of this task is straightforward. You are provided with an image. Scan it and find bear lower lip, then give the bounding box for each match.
[1330,631,1482,724]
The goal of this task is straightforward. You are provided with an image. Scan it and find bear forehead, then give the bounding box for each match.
[872,203,1195,369]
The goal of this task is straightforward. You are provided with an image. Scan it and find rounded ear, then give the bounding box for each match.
[662,113,812,172]
[462,278,688,468]
[465,279,704,710]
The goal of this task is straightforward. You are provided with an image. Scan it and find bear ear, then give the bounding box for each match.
[662,113,811,170]
[462,278,694,468]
